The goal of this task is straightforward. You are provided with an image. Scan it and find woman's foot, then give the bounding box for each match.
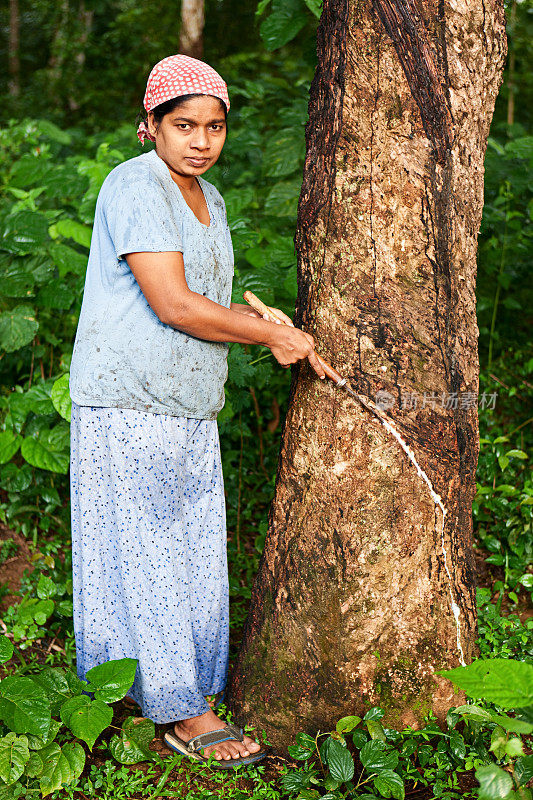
[174,708,262,762]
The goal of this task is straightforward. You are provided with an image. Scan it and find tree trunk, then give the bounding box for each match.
[8,0,20,98]
[506,1,516,127]
[180,0,205,59]
[67,2,94,112]
[227,0,506,750]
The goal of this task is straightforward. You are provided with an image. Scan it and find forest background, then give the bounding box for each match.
[0,1,531,799]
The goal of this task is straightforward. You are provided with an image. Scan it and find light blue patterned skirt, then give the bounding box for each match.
[70,402,229,723]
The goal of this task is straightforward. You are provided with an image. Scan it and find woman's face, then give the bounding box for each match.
[148,95,227,178]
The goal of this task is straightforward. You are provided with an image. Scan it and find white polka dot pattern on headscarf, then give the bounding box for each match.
[137,54,230,145]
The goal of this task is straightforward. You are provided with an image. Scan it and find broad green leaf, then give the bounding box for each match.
[439,659,533,708]
[0,676,50,736]
[373,769,405,800]
[453,703,494,722]
[0,637,14,664]
[32,668,85,717]
[263,128,305,178]
[260,0,308,50]
[303,0,322,17]
[51,374,71,422]
[263,233,296,266]
[85,658,138,703]
[0,259,34,298]
[26,719,62,750]
[475,764,513,799]
[1,212,49,255]
[108,716,156,764]
[264,179,301,217]
[9,154,51,189]
[288,743,314,759]
[336,715,361,733]
[21,426,70,474]
[40,742,85,797]
[367,719,387,742]
[353,729,368,749]
[26,741,85,796]
[0,431,22,465]
[295,732,316,750]
[449,731,466,760]
[49,242,88,277]
[54,219,92,249]
[489,725,507,760]
[363,708,385,721]
[22,383,55,416]
[507,449,528,459]
[0,305,38,352]
[0,733,29,786]
[326,737,354,782]
[223,187,255,217]
[36,119,72,144]
[36,575,57,600]
[515,755,533,787]
[38,279,75,310]
[506,737,524,757]
[60,694,112,750]
[488,710,533,734]
[360,740,399,772]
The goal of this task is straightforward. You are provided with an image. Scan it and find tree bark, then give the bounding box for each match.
[68,2,94,112]
[180,0,205,59]
[227,0,506,750]
[8,0,20,98]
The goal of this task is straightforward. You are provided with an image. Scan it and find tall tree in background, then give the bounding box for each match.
[180,0,205,59]
[8,0,20,97]
[227,0,507,749]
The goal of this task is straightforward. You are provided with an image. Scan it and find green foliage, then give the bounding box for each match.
[0,641,141,796]
[437,658,533,799]
[108,717,156,765]
[281,705,480,800]
[439,658,533,709]
[476,587,533,661]
[279,689,533,800]
[3,545,74,650]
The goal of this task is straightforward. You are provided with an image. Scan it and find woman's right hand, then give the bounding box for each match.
[268,325,326,379]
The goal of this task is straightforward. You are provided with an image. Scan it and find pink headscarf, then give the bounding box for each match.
[137,54,231,145]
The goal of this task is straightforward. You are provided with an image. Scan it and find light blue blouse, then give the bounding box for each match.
[69,148,234,420]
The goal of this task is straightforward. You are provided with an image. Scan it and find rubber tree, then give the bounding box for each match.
[179,0,205,59]
[227,0,507,749]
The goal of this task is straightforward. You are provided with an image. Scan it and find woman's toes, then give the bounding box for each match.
[244,736,261,752]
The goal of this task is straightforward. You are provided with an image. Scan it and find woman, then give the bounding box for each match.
[69,54,326,769]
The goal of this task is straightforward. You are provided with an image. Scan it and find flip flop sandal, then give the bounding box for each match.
[163,721,267,770]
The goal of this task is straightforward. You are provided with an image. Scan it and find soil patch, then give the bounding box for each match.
[0,523,33,612]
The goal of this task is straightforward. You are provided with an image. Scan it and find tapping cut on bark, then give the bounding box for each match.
[227,0,507,750]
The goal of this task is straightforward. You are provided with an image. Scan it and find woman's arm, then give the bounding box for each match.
[125,251,325,377]
[230,302,259,317]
